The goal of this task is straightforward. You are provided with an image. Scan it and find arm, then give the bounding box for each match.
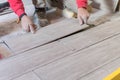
[76,0,87,8]
[8,0,36,33]
[8,0,25,17]
[76,0,89,25]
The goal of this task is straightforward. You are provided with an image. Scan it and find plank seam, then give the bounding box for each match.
[33,71,43,80]
[15,26,93,54]
[38,32,120,67]
[3,26,120,80]
[2,40,14,53]
[30,33,120,80]
[77,54,120,80]
[10,71,32,80]
[75,32,120,53]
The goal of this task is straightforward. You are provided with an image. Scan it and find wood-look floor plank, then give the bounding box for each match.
[34,34,120,80]
[0,43,11,59]
[13,72,41,80]
[80,56,120,80]
[2,19,88,54]
[0,19,120,80]
[59,20,120,51]
[0,42,70,80]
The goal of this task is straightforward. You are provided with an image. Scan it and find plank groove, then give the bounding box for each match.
[80,56,120,80]
[0,19,120,80]
[34,34,120,80]
[2,19,88,54]
[0,42,70,80]
[59,20,120,51]
[13,72,41,80]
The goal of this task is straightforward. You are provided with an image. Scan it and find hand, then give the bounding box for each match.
[21,15,36,34]
[78,7,90,25]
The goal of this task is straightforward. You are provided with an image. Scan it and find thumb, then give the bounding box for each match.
[83,16,87,24]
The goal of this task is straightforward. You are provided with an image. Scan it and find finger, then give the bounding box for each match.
[29,24,36,34]
[22,26,30,33]
[87,14,90,19]
[27,25,30,32]
[83,16,87,24]
[78,15,83,25]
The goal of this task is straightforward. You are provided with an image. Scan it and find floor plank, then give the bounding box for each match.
[34,34,120,80]
[0,43,11,59]
[59,20,120,51]
[1,19,120,80]
[80,69,109,80]
[80,56,120,80]
[13,72,41,80]
[1,19,88,54]
[0,42,70,80]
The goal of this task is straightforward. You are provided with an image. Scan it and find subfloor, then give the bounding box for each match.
[1,12,120,80]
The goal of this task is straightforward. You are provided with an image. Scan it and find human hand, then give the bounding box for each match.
[21,15,36,34]
[78,7,90,25]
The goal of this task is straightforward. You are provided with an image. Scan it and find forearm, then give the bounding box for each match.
[76,0,87,8]
[8,0,25,17]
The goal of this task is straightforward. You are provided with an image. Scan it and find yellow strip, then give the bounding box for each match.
[104,68,120,80]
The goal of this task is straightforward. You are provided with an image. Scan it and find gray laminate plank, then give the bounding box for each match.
[80,56,120,80]
[0,42,70,80]
[59,20,120,52]
[13,72,41,80]
[2,19,88,54]
[34,34,120,80]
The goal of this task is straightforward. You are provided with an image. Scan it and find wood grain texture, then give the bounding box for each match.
[59,20,120,51]
[34,34,120,80]
[0,18,120,80]
[0,42,70,80]
[80,56,120,80]
[2,19,88,54]
[13,72,41,80]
